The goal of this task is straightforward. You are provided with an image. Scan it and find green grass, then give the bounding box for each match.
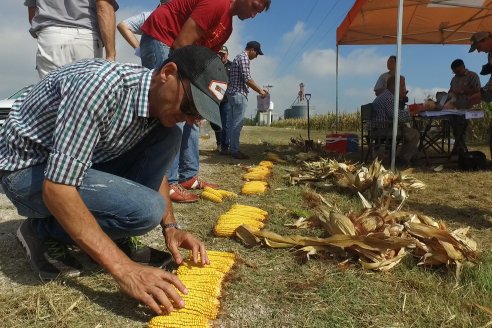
[0,126,491,327]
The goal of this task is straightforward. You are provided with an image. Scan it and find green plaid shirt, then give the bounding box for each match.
[0,59,157,186]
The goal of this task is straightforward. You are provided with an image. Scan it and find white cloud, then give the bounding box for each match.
[407,86,449,103]
[281,22,308,49]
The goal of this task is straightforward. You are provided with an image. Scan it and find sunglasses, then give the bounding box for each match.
[178,73,202,120]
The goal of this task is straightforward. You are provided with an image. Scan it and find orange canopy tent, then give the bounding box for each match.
[335,0,492,169]
[337,0,492,46]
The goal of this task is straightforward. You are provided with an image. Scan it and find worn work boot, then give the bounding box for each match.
[16,218,84,281]
[116,236,173,268]
[169,183,199,203]
[180,175,219,190]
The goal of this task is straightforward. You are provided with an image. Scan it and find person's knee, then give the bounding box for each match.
[131,191,165,232]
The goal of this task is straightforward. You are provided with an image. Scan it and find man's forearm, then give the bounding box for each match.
[28,6,36,24]
[117,22,140,49]
[246,79,264,95]
[96,0,116,60]
[42,180,131,277]
[158,176,176,226]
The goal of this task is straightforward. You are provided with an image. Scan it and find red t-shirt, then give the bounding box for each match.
[141,0,232,53]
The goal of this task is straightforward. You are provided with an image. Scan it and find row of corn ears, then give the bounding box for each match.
[200,160,274,203]
[148,251,235,328]
[148,161,274,327]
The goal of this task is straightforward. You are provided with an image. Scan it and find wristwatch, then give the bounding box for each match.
[161,222,181,230]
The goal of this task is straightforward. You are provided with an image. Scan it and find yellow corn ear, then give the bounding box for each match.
[215,189,238,198]
[201,190,223,203]
[203,186,223,198]
[259,160,274,168]
[148,313,210,328]
[231,204,268,216]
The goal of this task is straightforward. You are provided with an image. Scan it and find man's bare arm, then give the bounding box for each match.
[42,179,187,314]
[28,5,36,24]
[117,21,140,49]
[96,0,116,60]
[172,17,204,49]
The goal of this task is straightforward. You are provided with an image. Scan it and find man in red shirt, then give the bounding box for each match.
[140,0,271,203]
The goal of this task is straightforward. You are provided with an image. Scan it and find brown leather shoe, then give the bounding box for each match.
[180,176,219,190]
[169,183,199,203]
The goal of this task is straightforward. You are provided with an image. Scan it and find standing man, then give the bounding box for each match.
[469,31,492,158]
[139,0,271,202]
[0,46,227,314]
[25,0,119,78]
[374,55,408,109]
[213,45,233,154]
[226,41,268,159]
[116,1,169,58]
[446,59,481,154]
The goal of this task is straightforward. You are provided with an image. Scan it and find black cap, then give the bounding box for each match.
[480,63,492,75]
[246,41,264,55]
[168,46,228,127]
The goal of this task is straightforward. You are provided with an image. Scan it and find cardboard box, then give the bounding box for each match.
[325,133,359,153]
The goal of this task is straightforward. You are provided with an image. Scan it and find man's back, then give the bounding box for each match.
[27,0,118,38]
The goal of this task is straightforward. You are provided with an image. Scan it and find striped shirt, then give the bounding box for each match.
[372,89,411,128]
[227,51,252,97]
[0,59,157,186]
[122,11,151,35]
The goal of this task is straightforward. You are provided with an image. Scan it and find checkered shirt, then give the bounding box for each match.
[0,59,157,186]
[226,51,251,97]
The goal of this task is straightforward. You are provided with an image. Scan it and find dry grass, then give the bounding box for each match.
[0,126,491,327]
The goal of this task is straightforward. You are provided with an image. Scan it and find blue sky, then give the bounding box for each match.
[1,0,490,119]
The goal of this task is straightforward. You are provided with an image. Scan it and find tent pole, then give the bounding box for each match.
[336,44,339,133]
[391,0,404,171]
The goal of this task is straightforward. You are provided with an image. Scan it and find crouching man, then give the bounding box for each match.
[0,45,227,314]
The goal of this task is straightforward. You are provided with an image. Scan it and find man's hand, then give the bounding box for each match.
[113,261,188,314]
[163,228,209,265]
[260,88,269,98]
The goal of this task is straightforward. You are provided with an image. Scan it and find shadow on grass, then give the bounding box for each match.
[0,219,152,322]
[65,278,151,322]
[407,201,492,229]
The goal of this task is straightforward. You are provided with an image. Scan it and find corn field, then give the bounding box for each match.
[271,112,360,131]
[272,106,492,142]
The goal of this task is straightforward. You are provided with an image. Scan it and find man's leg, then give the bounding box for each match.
[140,34,170,70]
[2,125,181,278]
[220,100,231,153]
[398,126,420,164]
[229,93,248,159]
[178,123,200,183]
[210,122,222,150]
[178,123,220,190]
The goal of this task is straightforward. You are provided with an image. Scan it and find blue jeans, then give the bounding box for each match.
[0,125,182,244]
[140,34,199,185]
[227,92,248,154]
[219,99,232,151]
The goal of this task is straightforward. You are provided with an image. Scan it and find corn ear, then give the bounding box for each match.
[201,191,223,203]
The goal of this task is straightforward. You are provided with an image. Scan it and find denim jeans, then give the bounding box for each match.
[219,99,232,151]
[140,34,200,185]
[227,92,248,154]
[0,125,181,244]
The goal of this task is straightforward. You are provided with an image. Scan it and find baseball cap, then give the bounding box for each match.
[246,41,264,55]
[219,45,228,54]
[168,46,228,127]
[469,31,490,52]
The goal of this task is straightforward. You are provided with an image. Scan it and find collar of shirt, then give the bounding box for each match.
[136,69,153,118]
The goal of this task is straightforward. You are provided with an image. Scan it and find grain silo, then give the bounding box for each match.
[283,83,315,119]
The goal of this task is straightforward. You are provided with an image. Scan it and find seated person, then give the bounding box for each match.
[372,76,422,165]
[445,59,481,154]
